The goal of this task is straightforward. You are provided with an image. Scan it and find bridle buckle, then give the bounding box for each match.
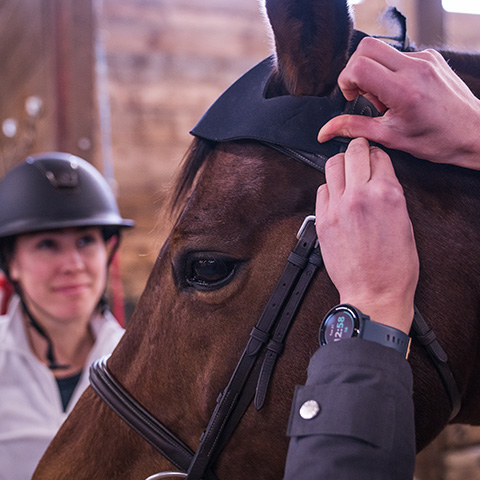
[145,472,188,479]
[296,215,316,239]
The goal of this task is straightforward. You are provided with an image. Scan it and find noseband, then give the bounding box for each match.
[90,40,461,479]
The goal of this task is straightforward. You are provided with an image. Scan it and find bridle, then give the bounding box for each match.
[90,31,461,479]
[91,203,461,480]
[91,213,322,480]
[90,150,461,480]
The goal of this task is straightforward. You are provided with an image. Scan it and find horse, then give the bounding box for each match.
[34,0,480,478]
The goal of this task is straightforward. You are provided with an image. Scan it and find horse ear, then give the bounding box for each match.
[263,0,353,97]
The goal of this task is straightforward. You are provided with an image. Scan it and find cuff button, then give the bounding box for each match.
[299,399,320,420]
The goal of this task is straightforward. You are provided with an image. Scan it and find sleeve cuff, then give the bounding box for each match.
[286,383,396,448]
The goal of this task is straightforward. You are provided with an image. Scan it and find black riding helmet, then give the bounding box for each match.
[0,152,134,274]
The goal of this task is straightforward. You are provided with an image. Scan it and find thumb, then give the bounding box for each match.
[318,115,387,144]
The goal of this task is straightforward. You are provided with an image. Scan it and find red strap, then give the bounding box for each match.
[0,272,13,315]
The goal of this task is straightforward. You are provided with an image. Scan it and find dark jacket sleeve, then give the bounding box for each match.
[283,338,415,480]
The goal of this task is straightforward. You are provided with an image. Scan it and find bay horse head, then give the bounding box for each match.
[34,0,480,479]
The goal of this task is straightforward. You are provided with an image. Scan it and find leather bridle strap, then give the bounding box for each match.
[185,218,320,479]
[254,245,323,409]
[90,217,321,479]
[196,223,324,474]
[89,356,216,478]
[411,307,461,420]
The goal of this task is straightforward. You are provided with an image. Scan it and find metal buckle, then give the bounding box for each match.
[145,472,187,480]
[296,215,316,239]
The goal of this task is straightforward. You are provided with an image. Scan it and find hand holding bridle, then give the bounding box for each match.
[318,37,480,171]
[316,138,419,334]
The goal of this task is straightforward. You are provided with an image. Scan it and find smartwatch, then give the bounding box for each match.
[319,304,411,356]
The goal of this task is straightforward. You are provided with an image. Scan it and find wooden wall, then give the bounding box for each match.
[98,0,272,306]
[0,0,57,171]
[0,0,100,170]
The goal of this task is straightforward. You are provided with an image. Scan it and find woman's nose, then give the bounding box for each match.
[61,248,86,271]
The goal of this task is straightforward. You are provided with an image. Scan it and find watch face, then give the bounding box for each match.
[321,308,357,344]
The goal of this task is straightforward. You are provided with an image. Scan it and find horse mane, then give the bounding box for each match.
[169,137,216,217]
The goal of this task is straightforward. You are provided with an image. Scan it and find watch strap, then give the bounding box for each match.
[361,319,411,356]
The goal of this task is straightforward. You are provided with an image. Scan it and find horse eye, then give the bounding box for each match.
[185,255,238,290]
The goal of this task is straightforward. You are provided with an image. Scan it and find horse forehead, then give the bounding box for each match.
[206,143,272,191]
[182,143,281,222]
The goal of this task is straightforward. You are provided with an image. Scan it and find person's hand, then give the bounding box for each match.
[318,37,480,171]
[316,138,419,334]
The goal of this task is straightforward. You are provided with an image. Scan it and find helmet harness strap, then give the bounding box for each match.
[19,297,70,370]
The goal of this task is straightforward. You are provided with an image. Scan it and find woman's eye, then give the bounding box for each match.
[77,234,97,248]
[37,239,57,250]
[185,256,239,290]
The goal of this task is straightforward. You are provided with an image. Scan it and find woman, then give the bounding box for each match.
[0,152,133,479]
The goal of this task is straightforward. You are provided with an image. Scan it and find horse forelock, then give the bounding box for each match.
[169,138,216,217]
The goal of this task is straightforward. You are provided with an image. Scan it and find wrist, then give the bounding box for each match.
[319,303,411,356]
[448,100,480,170]
[339,296,414,335]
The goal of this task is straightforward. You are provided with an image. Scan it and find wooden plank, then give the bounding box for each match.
[52,0,98,165]
[0,0,57,176]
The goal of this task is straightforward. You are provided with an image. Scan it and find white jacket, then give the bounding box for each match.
[0,296,124,480]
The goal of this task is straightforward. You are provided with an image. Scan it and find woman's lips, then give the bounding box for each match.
[53,283,90,295]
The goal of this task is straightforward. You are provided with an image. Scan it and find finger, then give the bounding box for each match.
[369,146,397,181]
[324,153,346,199]
[354,37,412,72]
[315,183,329,228]
[338,55,398,102]
[344,138,371,189]
[318,115,391,145]
[404,48,445,65]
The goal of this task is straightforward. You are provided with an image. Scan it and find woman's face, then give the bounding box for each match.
[9,227,108,326]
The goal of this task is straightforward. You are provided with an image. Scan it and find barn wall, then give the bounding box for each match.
[0,0,57,171]
[0,0,100,171]
[98,0,273,306]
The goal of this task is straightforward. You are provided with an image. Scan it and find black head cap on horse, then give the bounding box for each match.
[34,1,480,479]
[190,5,383,169]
